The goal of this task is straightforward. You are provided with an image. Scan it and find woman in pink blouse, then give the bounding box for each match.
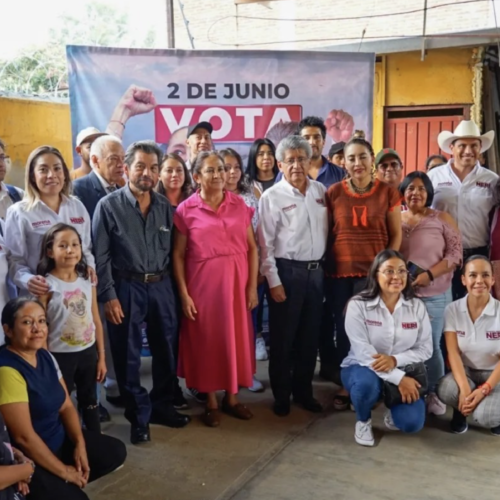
[399,171,462,416]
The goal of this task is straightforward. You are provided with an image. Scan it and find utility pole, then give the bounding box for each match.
[166,0,175,48]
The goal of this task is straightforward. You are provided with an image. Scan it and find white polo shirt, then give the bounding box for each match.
[4,196,95,291]
[341,295,432,385]
[428,160,498,249]
[444,295,500,370]
[0,183,24,220]
[257,178,328,288]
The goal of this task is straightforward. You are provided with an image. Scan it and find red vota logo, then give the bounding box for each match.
[70,217,85,224]
[154,105,303,143]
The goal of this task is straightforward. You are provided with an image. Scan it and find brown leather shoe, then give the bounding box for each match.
[221,397,253,420]
[202,407,221,428]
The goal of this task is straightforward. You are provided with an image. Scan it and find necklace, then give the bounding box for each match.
[404,208,428,238]
[349,178,373,195]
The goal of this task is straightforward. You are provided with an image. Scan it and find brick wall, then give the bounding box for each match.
[172,0,494,50]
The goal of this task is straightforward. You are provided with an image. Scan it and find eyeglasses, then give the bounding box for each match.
[378,269,410,277]
[283,157,308,167]
[105,155,125,166]
[0,155,10,162]
[378,162,401,171]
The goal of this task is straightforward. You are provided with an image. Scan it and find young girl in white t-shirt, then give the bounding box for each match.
[37,223,106,433]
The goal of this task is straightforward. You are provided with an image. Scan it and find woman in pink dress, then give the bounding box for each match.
[173,151,259,427]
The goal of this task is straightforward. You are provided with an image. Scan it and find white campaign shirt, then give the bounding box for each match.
[0,223,10,344]
[444,295,500,370]
[4,196,95,291]
[341,295,432,385]
[0,183,24,220]
[45,274,96,353]
[428,160,498,249]
[257,178,328,288]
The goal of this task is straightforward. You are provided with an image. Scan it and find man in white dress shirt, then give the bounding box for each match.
[428,120,498,299]
[258,135,328,417]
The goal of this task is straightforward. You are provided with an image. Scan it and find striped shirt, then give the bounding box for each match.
[92,184,174,303]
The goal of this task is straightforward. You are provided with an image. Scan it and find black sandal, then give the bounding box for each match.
[333,394,350,411]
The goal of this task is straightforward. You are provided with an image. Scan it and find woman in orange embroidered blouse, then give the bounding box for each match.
[325,137,402,410]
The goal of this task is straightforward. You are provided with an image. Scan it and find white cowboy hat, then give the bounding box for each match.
[438,120,495,154]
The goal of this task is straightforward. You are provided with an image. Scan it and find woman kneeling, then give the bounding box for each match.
[0,298,126,500]
[341,250,432,446]
[437,255,500,435]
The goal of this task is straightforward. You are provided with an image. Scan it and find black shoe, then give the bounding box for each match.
[273,401,291,417]
[106,394,126,408]
[294,397,323,413]
[173,392,189,410]
[491,424,500,436]
[98,403,111,423]
[131,425,151,445]
[187,388,208,404]
[450,409,468,434]
[150,407,191,428]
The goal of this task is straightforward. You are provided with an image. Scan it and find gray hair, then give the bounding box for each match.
[276,135,312,162]
[124,140,163,167]
[89,135,123,168]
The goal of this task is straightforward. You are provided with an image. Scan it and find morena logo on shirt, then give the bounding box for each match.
[70,217,85,224]
[402,322,418,329]
[365,319,382,327]
[456,331,466,337]
[32,220,51,228]
[437,182,453,187]
[486,331,500,340]
[282,204,297,213]
[476,181,491,189]
[316,198,325,205]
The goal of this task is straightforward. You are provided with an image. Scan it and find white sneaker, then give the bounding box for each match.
[427,392,446,416]
[255,338,268,361]
[248,376,265,393]
[355,420,375,447]
[384,410,399,431]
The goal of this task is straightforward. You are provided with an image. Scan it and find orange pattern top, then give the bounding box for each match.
[326,179,401,278]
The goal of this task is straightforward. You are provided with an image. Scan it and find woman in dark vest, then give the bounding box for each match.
[0,298,126,500]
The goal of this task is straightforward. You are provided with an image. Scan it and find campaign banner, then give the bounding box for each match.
[67,46,374,166]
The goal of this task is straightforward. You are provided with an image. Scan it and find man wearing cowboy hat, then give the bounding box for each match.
[428,119,498,299]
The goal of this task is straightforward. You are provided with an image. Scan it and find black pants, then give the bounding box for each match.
[325,276,366,370]
[28,430,126,500]
[108,276,178,428]
[451,246,489,301]
[268,259,324,403]
[318,300,335,369]
[52,346,100,433]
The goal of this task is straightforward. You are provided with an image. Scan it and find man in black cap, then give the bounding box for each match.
[328,141,346,169]
[186,121,213,167]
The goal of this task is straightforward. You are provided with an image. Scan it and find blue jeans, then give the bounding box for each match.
[420,289,452,392]
[341,365,426,433]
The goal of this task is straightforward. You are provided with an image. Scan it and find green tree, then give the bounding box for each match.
[0,1,157,96]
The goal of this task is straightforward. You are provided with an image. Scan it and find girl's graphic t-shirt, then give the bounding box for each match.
[45,275,95,353]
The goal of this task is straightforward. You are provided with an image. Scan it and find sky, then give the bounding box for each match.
[0,0,167,60]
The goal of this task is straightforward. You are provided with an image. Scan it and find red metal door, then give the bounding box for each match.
[385,106,470,175]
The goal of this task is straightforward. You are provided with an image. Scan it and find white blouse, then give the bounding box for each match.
[341,295,432,385]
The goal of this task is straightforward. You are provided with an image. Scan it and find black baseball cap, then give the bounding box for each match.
[187,121,213,137]
[328,141,345,157]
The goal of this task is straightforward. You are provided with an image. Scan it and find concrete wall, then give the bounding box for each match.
[0,97,72,188]
[172,0,492,50]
